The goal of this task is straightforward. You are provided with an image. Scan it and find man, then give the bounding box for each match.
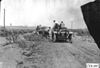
[36,25,40,31]
[60,21,65,29]
[81,0,100,49]
[53,20,59,31]
[36,25,42,35]
[44,27,51,38]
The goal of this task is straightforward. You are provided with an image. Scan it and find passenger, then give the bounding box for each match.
[60,21,65,29]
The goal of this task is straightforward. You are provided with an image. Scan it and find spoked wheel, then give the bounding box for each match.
[69,39,72,43]
[65,39,69,43]
[52,34,56,43]
[68,34,73,43]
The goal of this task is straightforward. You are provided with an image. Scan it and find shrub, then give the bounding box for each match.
[24,34,47,41]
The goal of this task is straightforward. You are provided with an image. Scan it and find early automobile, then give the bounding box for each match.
[51,27,73,43]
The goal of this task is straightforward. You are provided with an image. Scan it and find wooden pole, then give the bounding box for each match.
[4,9,5,36]
[71,21,73,29]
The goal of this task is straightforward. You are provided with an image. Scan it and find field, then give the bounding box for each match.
[0,27,100,68]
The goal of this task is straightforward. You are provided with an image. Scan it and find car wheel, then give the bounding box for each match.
[52,34,56,43]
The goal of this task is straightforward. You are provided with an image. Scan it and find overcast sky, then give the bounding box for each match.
[0,0,94,29]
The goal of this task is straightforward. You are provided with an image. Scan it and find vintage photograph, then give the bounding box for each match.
[0,0,100,68]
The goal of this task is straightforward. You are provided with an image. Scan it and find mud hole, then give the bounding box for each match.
[0,35,100,68]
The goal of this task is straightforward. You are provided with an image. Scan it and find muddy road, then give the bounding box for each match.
[0,35,100,68]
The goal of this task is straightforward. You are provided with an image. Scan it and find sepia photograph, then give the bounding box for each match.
[0,0,100,68]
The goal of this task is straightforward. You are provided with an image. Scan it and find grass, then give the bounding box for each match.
[69,28,90,36]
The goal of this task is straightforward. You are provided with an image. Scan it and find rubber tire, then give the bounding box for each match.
[52,34,56,43]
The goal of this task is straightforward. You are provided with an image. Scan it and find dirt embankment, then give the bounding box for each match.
[0,34,100,68]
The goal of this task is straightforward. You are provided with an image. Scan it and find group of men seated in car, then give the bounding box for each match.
[53,20,67,31]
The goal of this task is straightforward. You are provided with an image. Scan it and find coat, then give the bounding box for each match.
[81,1,100,49]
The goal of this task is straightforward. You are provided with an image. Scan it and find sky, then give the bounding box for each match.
[0,0,94,29]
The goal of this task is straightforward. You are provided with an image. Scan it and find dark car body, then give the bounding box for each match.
[51,27,72,43]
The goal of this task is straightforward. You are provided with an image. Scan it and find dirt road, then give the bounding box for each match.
[0,36,100,68]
